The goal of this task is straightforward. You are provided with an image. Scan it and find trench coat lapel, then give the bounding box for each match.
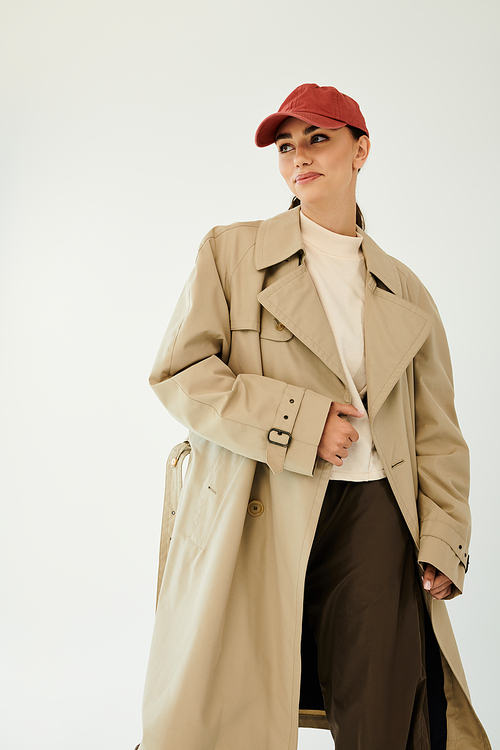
[360,230,434,419]
[255,210,347,386]
[255,209,434,414]
[258,263,348,386]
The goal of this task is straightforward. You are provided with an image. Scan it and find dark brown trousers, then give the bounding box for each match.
[300,479,447,750]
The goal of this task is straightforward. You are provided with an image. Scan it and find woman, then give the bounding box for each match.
[138,84,490,749]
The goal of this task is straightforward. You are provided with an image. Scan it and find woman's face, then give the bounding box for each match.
[275,117,369,208]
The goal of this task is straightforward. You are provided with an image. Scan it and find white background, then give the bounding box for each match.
[1,1,498,748]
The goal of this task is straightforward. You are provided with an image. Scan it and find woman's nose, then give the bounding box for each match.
[294,145,312,166]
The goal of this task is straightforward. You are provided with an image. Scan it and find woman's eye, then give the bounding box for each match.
[311,134,328,144]
[278,143,294,153]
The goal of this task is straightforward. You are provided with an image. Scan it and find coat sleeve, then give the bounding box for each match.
[410,277,471,597]
[149,233,332,477]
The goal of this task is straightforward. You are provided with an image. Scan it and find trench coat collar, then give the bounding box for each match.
[255,207,433,416]
[255,206,402,297]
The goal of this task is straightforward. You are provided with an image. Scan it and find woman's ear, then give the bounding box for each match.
[353,135,370,170]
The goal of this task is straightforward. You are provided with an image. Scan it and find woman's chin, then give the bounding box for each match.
[294,186,325,206]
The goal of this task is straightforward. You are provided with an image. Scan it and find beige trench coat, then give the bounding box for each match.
[140,207,490,749]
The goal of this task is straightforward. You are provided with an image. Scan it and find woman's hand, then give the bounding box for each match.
[422,564,453,600]
[317,402,363,466]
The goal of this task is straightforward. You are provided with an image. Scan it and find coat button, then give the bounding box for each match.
[171,458,178,467]
[275,321,285,331]
[247,500,264,517]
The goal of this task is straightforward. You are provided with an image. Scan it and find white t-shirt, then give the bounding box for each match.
[300,211,386,482]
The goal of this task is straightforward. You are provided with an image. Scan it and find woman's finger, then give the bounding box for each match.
[432,585,452,600]
[422,564,436,591]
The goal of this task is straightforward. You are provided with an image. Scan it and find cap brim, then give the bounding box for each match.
[255,110,347,148]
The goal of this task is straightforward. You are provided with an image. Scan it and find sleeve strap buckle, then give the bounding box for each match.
[267,428,292,447]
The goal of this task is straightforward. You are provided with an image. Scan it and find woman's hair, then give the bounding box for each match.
[287,125,366,230]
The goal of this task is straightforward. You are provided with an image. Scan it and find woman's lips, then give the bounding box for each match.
[295,172,322,184]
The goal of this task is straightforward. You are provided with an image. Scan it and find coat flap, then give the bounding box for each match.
[257,262,347,387]
[366,282,434,419]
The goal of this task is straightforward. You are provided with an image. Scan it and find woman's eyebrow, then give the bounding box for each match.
[275,125,320,142]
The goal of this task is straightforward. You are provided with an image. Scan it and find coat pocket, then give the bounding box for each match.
[189,446,230,550]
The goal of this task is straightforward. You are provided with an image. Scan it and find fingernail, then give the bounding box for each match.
[424,580,432,591]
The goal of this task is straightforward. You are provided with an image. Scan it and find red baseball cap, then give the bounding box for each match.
[255,83,369,147]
